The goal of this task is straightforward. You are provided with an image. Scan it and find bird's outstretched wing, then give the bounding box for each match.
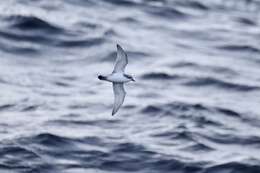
[112,83,126,115]
[112,44,128,73]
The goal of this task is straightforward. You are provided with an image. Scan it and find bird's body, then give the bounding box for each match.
[103,73,132,83]
[98,44,135,115]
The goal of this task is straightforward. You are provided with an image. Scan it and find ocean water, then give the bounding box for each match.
[0,0,260,172]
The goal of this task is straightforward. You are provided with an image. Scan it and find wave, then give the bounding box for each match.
[171,62,238,76]
[6,15,63,33]
[0,41,40,55]
[55,37,105,48]
[118,16,140,23]
[101,142,205,172]
[217,44,260,54]
[24,133,75,148]
[102,0,138,7]
[141,105,163,114]
[0,145,44,172]
[0,30,51,44]
[205,162,260,173]
[216,107,241,118]
[177,0,209,11]
[144,158,204,173]
[171,62,198,68]
[184,77,260,92]
[141,102,210,115]
[181,142,214,152]
[47,119,120,127]
[140,101,242,128]
[0,145,39,159]
[152,130,197,142]
[186,1,209,11]
[0,104,15,111]
[0,15,62,54]
[0,14,107,55]
[202,133,260,147]
[0,102,41,112]
[141,72,181,80]
[236,17,256,26]
[144,5,188,19]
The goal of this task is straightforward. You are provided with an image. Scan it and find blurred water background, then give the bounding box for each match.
[0,0,260,172]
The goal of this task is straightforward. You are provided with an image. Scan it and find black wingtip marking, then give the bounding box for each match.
[98,75,106,80]
[112,111,115,116]
[117,44,122,50]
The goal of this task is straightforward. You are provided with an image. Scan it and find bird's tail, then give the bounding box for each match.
[98,75,106,80]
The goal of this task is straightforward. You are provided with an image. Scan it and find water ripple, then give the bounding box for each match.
[0,0,259,172]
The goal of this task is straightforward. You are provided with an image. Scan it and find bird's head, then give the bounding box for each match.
[125,74,135,82]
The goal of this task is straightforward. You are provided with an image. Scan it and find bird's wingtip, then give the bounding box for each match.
[116,44,122,49]
[112,108,118,116]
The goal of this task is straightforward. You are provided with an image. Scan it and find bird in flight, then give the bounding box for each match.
[98,44,135,116]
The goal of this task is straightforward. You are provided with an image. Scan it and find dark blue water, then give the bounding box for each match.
[0,0,260,172]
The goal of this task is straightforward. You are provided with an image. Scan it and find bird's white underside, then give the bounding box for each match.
[106,73,131,83]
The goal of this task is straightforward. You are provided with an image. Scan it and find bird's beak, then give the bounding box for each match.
[132,78,135,82]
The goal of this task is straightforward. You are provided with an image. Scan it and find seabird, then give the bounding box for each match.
[98,44,135,116]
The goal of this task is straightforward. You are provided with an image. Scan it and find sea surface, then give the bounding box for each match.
[0,0,260,172]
